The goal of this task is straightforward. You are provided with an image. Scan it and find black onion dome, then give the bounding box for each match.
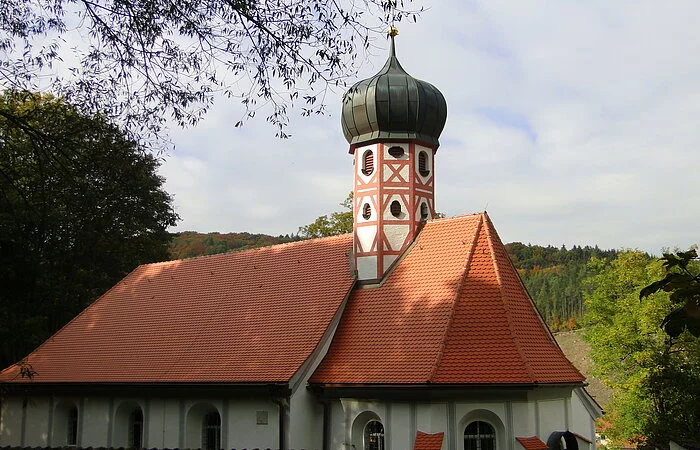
[341,37,447,148]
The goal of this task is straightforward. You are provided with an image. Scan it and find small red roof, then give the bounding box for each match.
[311,212,584,385]
[414,431,444,450]
[516,436,549,450]
[1,235,354,384]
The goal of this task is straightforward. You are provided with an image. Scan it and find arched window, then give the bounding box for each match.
[390,200,402,218]
[420,202,429,220]
[464,421,495,450]
[364,420,384,450]
[129,408,144,448]
[202,411,221,450]
[67,405,78,446]
[362,203,372,220]
[388,146,405,158]
[362,150,374,175]
[418,151,430,176]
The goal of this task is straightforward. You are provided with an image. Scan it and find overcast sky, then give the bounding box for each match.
[159,1,700,255]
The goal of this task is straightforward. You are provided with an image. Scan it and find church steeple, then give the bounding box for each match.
[341,33,448,281]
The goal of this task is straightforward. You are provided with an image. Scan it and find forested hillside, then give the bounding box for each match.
[505,243,620,330]
[169,231,297,259]
[169,232,620,330]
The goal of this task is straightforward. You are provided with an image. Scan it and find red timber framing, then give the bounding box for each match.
[351,141,437,280]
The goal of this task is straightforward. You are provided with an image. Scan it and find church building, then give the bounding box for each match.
[0,34,601,450]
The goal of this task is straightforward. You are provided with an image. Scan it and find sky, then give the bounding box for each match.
[159,1,700,255]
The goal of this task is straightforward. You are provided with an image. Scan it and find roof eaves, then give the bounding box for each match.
[427,213,484,383]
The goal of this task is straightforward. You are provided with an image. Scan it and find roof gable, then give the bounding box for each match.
[311,213,584,385]
[1,234,354,384]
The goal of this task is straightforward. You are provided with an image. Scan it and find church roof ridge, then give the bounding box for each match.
[146,232,353,266]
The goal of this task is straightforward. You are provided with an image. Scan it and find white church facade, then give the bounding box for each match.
[0,34,601,450]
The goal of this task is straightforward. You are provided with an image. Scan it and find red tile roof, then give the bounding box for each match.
[0,235,354,384]
[516,436,549,450]
[414,431,444,450]
[310,212,584,385]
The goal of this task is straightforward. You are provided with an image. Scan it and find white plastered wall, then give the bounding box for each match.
[327,386,598,450]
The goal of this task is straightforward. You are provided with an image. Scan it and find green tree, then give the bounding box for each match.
[584,251,700,447]
[0,91,179,368]
[0,0,421,140]
[298,192,353,238]
[640,248,700,338]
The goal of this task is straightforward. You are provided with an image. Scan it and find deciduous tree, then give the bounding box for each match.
[0,0,421,142]
[584,251,700,447]
[0,91,179,368]
[298,192,353,238]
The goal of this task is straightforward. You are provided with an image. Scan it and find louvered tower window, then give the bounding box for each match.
[418,151,430,176]
[390,200,402,218]
[362,150,374,175]
[420,203,429,220]
[362,203,372,220]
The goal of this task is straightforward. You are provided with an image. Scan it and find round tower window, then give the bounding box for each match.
[362,150,374,176]
[420,202,429,220]
[390,200,402,218]
[418,151,430,177]
[362,203,372,220]
[388,146,405,158]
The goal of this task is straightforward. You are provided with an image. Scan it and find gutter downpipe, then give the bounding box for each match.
[274,396,290,450]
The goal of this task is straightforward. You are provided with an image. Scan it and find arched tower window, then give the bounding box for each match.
[390,200,402,218]
[418,151,430,176]
[364,420,385,450]
[129,408,144,448]
[420,202,429,220]
[202,411,221,450]
[388,146,405,158]
[362,150,374,175]
[67,405,78,446]
[464,421,495,450]
[362,203,372,220]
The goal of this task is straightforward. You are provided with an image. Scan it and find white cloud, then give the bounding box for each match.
[159,0,700,254]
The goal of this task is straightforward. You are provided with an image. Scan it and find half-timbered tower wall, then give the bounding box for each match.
[352,142,436,281]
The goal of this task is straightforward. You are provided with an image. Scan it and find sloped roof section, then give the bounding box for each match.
[311,213,584,385]
[1,235,354,384]
[414,431,444,450]
[516,436,550,450]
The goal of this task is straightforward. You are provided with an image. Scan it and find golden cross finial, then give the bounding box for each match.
[388,25,399,38]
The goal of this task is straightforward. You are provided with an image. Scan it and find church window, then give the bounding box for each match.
[202,411,221,450]
[388,146,405,158]
[390,200,402,218]
[420,202,429,220]
[362,150,374,175]
[362,203,371,220]
[364,420,385,450]
[129,408,144,448]
[67,405,78,445]
[418,151,430,176]
[464,421,495,450]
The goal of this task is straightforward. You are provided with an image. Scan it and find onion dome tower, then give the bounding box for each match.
[342,29,447,281]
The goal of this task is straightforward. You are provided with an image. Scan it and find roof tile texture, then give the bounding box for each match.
[1,235,354,384]
[414,431,445,450]
[311,213,584,385]
[516,436,550,450]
